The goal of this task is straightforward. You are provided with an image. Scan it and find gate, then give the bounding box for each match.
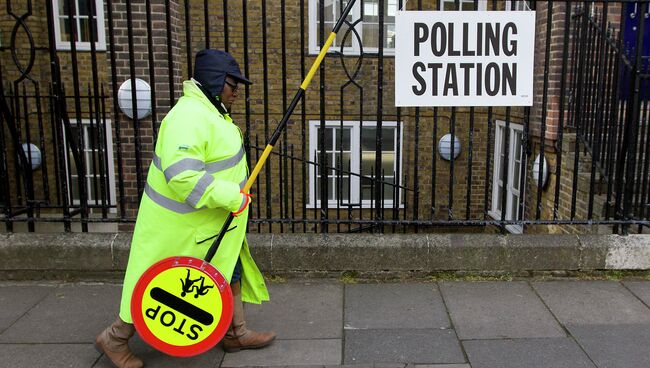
[0,0,648,234]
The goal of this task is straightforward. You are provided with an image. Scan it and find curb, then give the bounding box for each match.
[1,233,648,279]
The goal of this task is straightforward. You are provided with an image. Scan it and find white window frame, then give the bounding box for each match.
[439,0,488,11]
[308,0,398,55]
[52,0,106,51]
[489,120,524,234]
[307,120,403,208]
[62,119,117,211]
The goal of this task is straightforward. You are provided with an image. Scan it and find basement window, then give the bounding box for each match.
[62,119,116,210]
[308,120,402,208]
[489,120,524,233]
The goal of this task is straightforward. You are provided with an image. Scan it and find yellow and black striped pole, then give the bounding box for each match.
[205,0,357,262]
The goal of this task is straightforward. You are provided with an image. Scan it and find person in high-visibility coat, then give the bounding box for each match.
[95,49,275,368]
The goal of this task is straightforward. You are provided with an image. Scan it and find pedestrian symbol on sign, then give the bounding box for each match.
[180,269,214,298]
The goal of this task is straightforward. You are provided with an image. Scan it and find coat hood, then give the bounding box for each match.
[193,49,252,97]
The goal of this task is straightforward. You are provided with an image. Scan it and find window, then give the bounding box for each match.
[309,0,398,55]
[308,121,402,208]
[505,1,531,11]
[63,119,116,209]
[52,0,106,51]
[440,0,487,11]
[490,120,524,233]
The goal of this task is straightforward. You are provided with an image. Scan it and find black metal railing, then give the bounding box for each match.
[0,0,649,234]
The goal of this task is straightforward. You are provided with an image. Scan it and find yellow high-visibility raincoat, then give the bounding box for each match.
[118,79,269,323]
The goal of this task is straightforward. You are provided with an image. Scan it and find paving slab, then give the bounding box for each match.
[244,281,343,339]
[93,334,224,368]
[345,283,449,329]
[463,338,596,368]
[344,329,464,365]
[0,344,100,368]
[326,365,407,368]
[221,339,342,367]
[532,281,650,325]
[0,283,122,343]
[622,281,650,307]
[569,324,650,368]
[439,281,565,339]
[0,284,54,333]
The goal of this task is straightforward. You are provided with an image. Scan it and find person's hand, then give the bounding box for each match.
[232,190,252,216]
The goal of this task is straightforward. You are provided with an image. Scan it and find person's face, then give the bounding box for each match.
[219,76,240,111]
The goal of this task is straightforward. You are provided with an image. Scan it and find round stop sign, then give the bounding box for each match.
[131,256,233,357]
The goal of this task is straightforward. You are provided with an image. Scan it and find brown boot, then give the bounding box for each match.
[95,317,144,368]
[223,281,276,352]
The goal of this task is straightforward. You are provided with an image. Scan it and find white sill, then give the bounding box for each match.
[56,43,107,52]
[306,202,403,209]
[488,210,523,234]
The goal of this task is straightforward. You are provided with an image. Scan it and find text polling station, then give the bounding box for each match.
[395,11,535,107]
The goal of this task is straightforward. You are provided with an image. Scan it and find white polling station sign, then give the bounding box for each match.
[395,11,535,107]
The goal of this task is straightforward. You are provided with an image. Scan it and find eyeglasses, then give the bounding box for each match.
[224,80,239,93]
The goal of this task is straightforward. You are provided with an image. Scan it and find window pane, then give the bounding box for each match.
[336,177,350,202]
[71,176,79,200]
[68,149,77,174]
[318,0,335,22]
[60,17,72,42]
[60,0,70,16]
[363,1,379,22]
[325,153,333,170]
[513,159,520,191]
[79,17,91,43]
[514,131,522,160]
[381,152,394,174]
[443,2,457,10]
[333,127,351,150]
[318,0,353,48]
[362,23,379,49]
[383,177,395,201]
[462,2,476,10]
[510,192,519,220]
[499,151,505,182]
[385,23,396,49]
[361,128,376,151]
[334,23,352,47]
[361,177,372,200]
[361,127,394,151]
[78,0,90,16]
[386,0,398,16]
[324,128,334,150]
[314,177,334,201]
[87,177,96,200]
[496,183,503,211]
[335,152,351,172]
[361,151,375,174]
[382,128,395,151]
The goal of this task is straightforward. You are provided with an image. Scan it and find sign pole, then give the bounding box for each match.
[204,0,357,263]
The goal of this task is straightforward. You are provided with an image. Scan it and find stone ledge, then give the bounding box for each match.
[0,233,646,279]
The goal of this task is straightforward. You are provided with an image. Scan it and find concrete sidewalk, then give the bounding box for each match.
[1,279,650,368]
